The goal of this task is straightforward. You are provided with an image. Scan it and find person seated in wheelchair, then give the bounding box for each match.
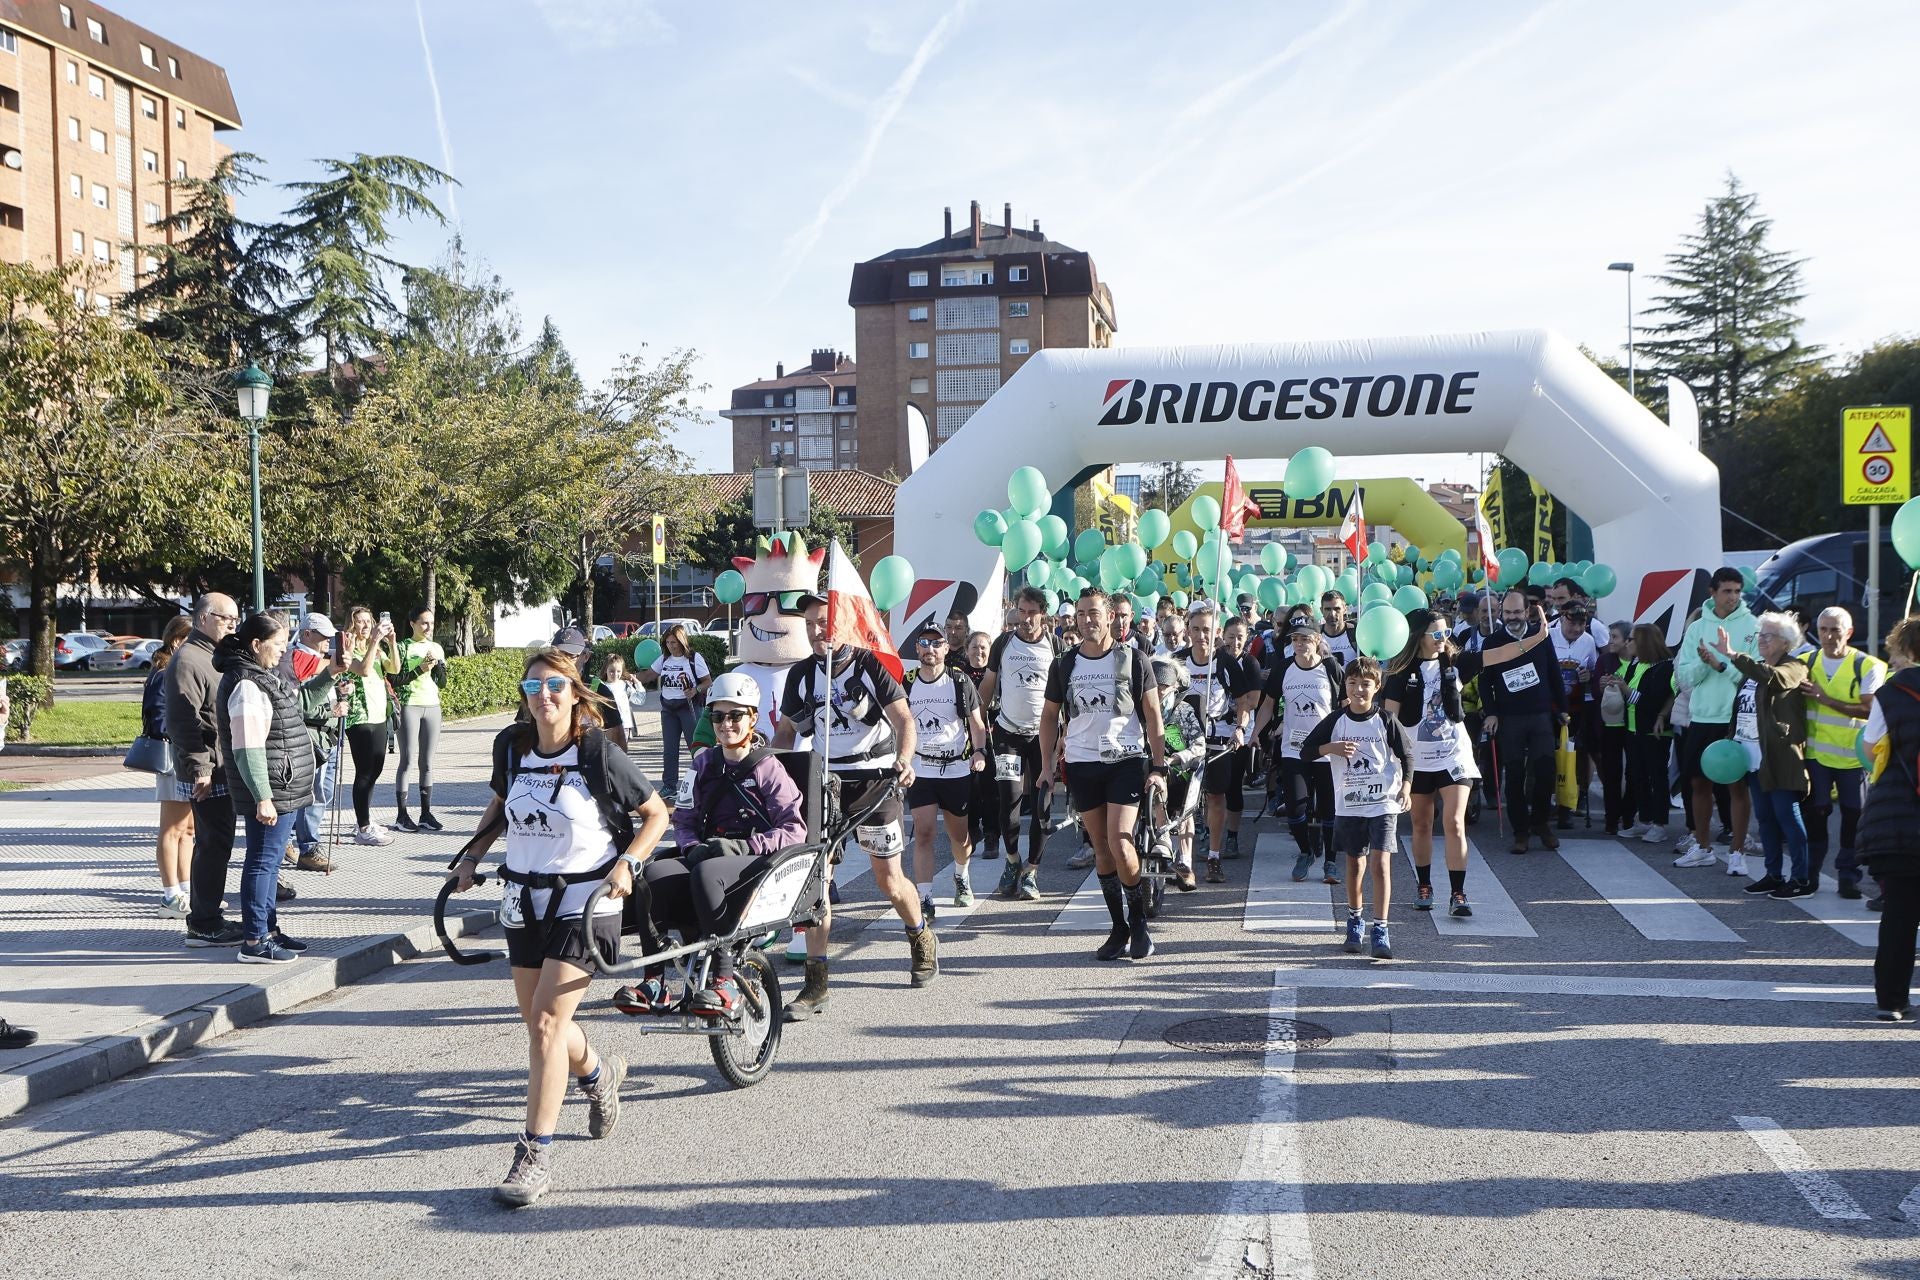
[1150,655,1208,892]
[612,672,806,1020]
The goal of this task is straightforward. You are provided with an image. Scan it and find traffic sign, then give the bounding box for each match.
[1841,405,1910,505]
[651,514,667,564]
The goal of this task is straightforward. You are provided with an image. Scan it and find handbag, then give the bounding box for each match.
[124,734,173,775]
[1554,725,1580,810]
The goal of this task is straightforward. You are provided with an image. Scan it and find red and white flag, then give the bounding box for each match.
[1221,454,1260,542]
[1339,488,1368,563]
[826,539,905,681]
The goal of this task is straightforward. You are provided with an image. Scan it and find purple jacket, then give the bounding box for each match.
[672,746,807,856]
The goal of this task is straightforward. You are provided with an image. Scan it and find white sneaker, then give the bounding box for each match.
[1619,823,1645,840]
[1725,852,1749,877]
[157,891,189,919]
[1675,842,1718,869]
[1067,844,1096,870]
[355,824,394,847]
[1740,837,1765,858]
[1639,824,1670,845]
[1671,835,1699,863]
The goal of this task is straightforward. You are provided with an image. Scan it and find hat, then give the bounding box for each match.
[913,623,945,642]
[550,626,590,655]
[1286,612,1317,637]
[1186,598,1218,618]
[301,612,337,638]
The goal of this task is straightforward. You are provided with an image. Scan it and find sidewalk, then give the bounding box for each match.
[0,707,681,1118]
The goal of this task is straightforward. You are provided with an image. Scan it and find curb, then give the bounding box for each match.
[0,907,498,1120]
[3,745,126,757]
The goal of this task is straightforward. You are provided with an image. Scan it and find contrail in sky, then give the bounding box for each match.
[414,0,460,226]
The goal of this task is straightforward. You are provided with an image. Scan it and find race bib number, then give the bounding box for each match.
[1736,711,1759,742]
[499,880,525,929]
[1287,727,1308,750]
[854,822,904,856]
[994,752,1023,782]
[1502,665,1541,694]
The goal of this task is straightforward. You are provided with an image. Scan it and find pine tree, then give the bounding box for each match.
[1141,460,1199,512]
[1637,174,1822,444]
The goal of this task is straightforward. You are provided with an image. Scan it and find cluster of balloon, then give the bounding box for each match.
[1480,546,1620,601]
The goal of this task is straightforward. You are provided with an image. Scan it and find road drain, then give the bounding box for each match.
[1163,1015,1332,1055]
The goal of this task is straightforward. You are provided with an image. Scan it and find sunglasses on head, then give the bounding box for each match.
[520,676,569,696]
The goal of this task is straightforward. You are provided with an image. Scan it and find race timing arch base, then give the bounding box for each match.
[892,330,1723,644]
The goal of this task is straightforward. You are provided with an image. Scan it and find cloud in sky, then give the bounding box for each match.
[528,0,673,53]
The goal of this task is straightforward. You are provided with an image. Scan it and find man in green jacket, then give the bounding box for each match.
[1674,568,1760,860]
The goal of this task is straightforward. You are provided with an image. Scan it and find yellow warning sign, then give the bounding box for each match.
[1841,405,1910,505]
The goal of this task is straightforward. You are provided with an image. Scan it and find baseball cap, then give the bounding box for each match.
[1286,611,1317,637]
[913,623,945,643]
[301,612,337,638]
[550,626,590,655]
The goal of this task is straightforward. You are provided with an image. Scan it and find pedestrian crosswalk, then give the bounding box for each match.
[820,819,1881,952]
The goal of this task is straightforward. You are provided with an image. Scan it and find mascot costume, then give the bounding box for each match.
[728,532,826,741]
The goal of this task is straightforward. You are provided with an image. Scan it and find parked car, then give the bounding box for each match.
[704,617,737,645]
[607,621,641,639]
[1,639,29,672]
[53,632,109,669]
[590,625,616,643]
[1749,530,1910,636]
[88,637,161,672]
[636,617,704,640]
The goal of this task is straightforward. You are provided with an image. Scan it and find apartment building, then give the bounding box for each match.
[718,347,858,473]
[848,200,1117,476]
[0,0,240,310]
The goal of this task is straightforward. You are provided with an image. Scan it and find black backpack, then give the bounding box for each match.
[1056,643,1152,723]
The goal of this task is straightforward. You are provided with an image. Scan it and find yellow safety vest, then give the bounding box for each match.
[1803,648,1883,769]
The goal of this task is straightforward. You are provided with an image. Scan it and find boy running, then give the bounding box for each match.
[1302,657,1412,960]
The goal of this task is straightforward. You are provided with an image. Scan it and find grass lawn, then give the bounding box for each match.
[25,700,143,747]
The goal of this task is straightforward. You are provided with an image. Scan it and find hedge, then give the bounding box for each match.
[591,632,731,678]
[3,675,52,742]
[440,648,535,720]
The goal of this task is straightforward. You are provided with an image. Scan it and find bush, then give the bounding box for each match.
[440,648,532,720]
[591,632,731,678]
[3,675,52,742]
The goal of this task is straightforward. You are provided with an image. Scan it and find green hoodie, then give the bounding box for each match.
[1674,599,1759,724]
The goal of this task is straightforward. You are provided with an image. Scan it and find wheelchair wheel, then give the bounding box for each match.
[711,949,783,1089]
[1145,874,1164,919]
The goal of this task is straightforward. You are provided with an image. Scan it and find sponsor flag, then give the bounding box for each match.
[1528,476,1556,565]
[1221,455,1260,542]
[1477,479,1504,569]
[826,539,904,682]
[1338,486,1368,563]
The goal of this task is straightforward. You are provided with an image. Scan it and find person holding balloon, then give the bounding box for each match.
[1704,614,1815,899]
[1675,569,1761,874]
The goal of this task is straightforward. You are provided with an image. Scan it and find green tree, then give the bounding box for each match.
[1637,174,1823,446]
[1140,460,1199,511]
[0,263,243,679]
[684,495,854,577]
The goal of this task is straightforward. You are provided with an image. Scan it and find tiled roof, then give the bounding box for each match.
[700,470,896,518]
[1,0,242,126]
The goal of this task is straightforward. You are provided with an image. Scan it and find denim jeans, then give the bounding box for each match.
[293,744,338,854]
[1803,758,1864,886]
[240,808,297,942]
[659,700,700,792]
[1745,775,1809,883]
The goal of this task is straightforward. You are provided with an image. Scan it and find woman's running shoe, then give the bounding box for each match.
[1415,884,1434,911]
[1450,892,1473,917]
[237,938,298,965]
[493,1140,552,1207]
[1291,854,1314,882]
[158,890,189,919]
[997,858,1022,898]
[270,931,308,953]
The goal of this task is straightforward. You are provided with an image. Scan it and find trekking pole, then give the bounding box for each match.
[1489,735,1506,839]
[321,694,348,872]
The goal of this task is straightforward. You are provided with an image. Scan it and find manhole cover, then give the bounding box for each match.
[1163,1015,1333,1055]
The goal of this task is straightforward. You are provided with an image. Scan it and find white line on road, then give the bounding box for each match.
[1246,834,1339,932]
[1049,869,1111,932]
[865,851,992,932]
[1266,964,1874,1005]
[1898,1182,1920,1226]
[1194,976,1316,1280]
[1558,845,1744,942]
[1397,836,1537,937]
[1738,869,1879,947]
[1733,1116,1871,1221]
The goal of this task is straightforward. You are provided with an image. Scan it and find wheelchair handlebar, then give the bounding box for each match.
[432,872,503,965]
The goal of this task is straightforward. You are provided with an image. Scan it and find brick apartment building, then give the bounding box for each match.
[0,0,239,310]
[717,348,858,473]
[848,200,1117,476]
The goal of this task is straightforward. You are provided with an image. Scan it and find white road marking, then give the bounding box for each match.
[1246,834,1340,933]
[1397,836,1536,937]
[1049,869,1112,932]
[866,850,992,933]
[1898,1182,1920,1225]
[1194,976,1316,1280]
[1739,870,1878,947]
[1266,964,1874,1005]
[1557,846,1743,942]
[1733,1116,1871,1221]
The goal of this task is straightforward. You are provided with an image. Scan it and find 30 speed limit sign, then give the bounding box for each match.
[1842,406,1910,504]
[1863,455,1895,486]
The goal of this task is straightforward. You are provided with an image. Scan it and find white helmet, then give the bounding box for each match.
[708,672,761,710]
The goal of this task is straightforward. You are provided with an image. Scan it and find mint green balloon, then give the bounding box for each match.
[869,555,916,612]
[712,569,746,604]
[1050,561,1074,592]
[1700,738,1749,785]
[1171,590,1189,609]
[634,638,662,667]
[1393,584,1428,614]
[1008,466,1050,519]
[1172,529,1198,560]
[1000,519,1042,571]
[1894,496,1920,570]
[1257,576,1286,611]
[1361,582,1393,607]
[1038,514,1070,561]
[1073,528,1106,564]
[1025,560,1053,589]
[1283,446,1335,500]
[1190,494,1221,530]
[1584,563,1618,598]
[1496,547,1529,588]
[1261,542,1288,574]
[1356,606,1410,660]
[1138,508,1171,550]
[973,510,1006,547]
[1121,543,1148,579]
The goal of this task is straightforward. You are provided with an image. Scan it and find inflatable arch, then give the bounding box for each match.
[893,330,1722,644]
[1161,477,1468,564]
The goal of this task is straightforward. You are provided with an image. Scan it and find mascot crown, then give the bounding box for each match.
[733,532,827,593]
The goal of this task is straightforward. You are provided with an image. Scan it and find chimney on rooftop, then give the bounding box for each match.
[944,206,952,239]
[810,349,836,373]
[1004,203,1012,236]
[1033,218,1042,236]
[776,362,784,379]
[970,200,981,250]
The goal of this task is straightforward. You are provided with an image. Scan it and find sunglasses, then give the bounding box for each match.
[916,635,946,647]
[741,591,808,616]
[1427,629,1448,640]
[520,676,570,696]
[712,709,753,725]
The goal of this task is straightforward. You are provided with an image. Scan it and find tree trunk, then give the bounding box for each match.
[311,552,332,616]
[575,536,594,634]
[29,532,58,686]
[455,613,475,656]
[422,556,438,613]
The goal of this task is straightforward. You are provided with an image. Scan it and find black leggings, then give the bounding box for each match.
[1875,873,1920,1014]
[991,727,1050,862]
[1278,756,1335,858]
[968,766,999,851]
[1626,733,1672,826]
[346,722,387,828]
[641,845,770,980]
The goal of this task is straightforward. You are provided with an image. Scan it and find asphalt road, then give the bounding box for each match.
[3,812,1917,1279]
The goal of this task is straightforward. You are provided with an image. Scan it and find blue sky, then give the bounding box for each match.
[119,0,1920,489]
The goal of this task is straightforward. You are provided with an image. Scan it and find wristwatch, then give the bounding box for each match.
[619,853,646,875]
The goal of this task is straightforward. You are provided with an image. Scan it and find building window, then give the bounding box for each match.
[762,393,774,407]
[140,43,156,68]
[936,331,998,364]
[67,116,81,141]
[143,200,160,224]
[942,263,993,286]
[141,148,158,173]
[168,57,180,78]
[835,389,851,404]
[71,230,84,255]
[840,438,853,452]
[1009,265,1030,283]
[936,296,999,329]
[66,60,78,83]
[173,159,185,180]
[907,342,929,359]
[140,96,156,119]
[68,173,82,198]
[174,107,185,129]
[1,30,17,54]
[88,73,104,98]
[938,368,1002,402]
[73,286,86,308]
[92,238,109,262]
[1009,339,1031,355]
[907,269,928,287]
[936,404,976,440]
[93,294,109,314]
[1008,301,1030,318]
[59,5,74,29]
[89,128,107,152]
[86,17,104,42]
[837,415,852,428]
[909,377,929,394]
[91,183,108,208]
[907,304,928,322]
[782,391,794,407]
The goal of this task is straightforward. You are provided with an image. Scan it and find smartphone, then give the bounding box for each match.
[378,611,391,627]
[331,631,345,662]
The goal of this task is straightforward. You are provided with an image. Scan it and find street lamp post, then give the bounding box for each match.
[234,362,273,615]
[1607,262,1635,398]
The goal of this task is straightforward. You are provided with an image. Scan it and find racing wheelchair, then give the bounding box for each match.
[432,750,889,1089]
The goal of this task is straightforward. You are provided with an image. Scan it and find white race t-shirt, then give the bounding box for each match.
[1303,708,1409,818]
[1320,627,1358,665]
[1734,678,1761,772]
[501,744,621,920]
[909,667,974,780]
[1278,661,1338,760]
[991,631,1055,736]
[652,652,710,703]
[1184,648,1236,737]
[1048,647,1147,765]
[1551,626,1600,698]
[1410,658,1478,779]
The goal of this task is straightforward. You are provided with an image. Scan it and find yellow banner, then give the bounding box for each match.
[1479,481,1505,557]
[1529,478,1556,564]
